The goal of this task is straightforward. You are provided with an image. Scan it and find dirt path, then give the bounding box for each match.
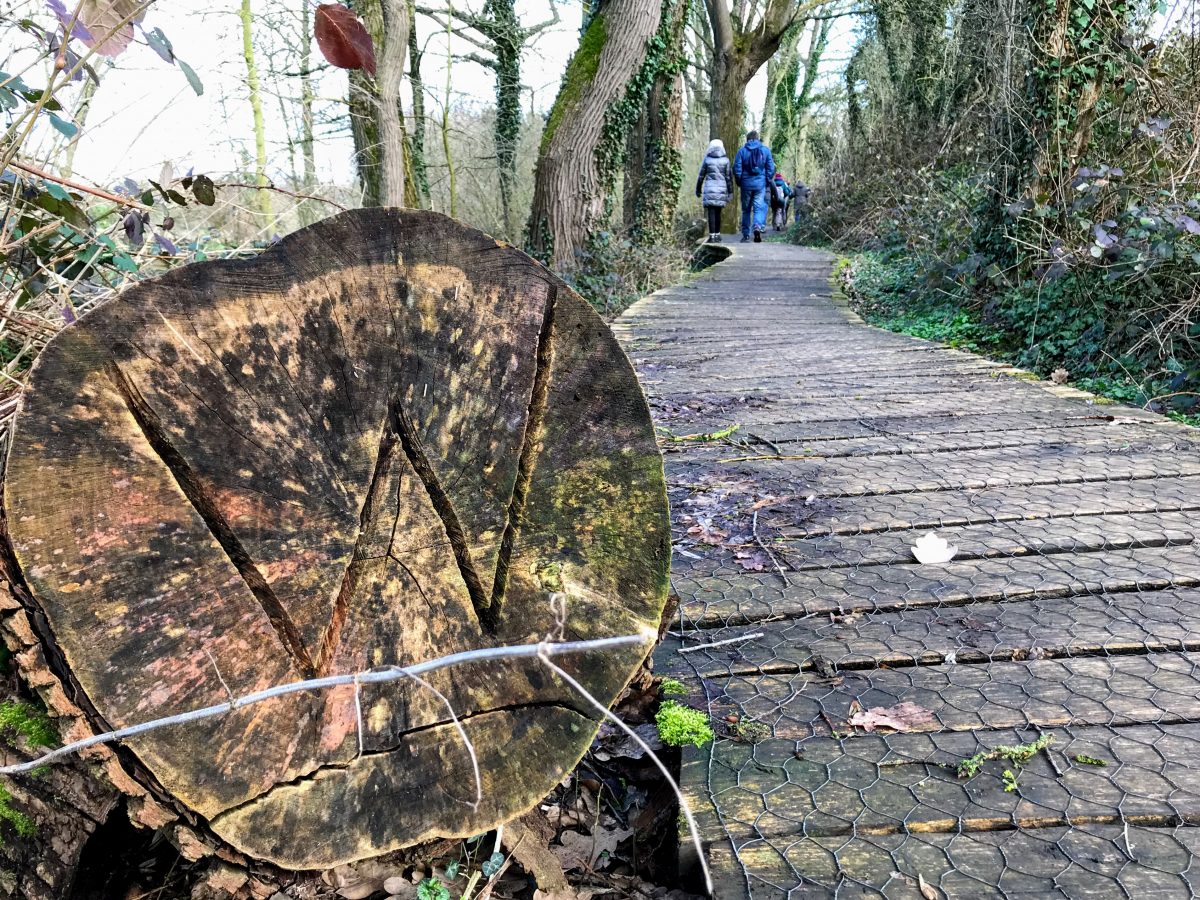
[615,241,1200,899]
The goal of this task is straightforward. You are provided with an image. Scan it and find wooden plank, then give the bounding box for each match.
[657,587,1200,678]
[777,475,1200,538]
[675,545,1200,627]
[706,823,1200,898]
[689,721,1200,842]
[667,445,1200,500]
[648,409,1122,444]
[670,511,1197,578]
[707,651,1200,739]
[665,423,1186,465]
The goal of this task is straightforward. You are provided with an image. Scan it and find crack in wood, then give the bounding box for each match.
[210,699,589,817]
[490,285,557,629]
[391,399,496,634]
[109,364,319,680]
[313,422,400,676]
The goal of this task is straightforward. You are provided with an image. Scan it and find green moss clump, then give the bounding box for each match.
[656,700,714,748]
[0,701,57,750]
[0,785,34,843]
[659,677,687,696]
[541,14,607,153]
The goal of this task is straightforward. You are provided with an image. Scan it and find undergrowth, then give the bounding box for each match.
[563,229,690,319]
[842,248,1200,420]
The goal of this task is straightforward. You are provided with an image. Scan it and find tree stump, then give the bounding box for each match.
[2,209,669,871]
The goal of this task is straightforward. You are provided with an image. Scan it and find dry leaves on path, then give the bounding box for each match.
[847,702,936,733]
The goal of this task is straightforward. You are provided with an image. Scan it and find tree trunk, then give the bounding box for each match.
[526,0,665,269]
[378,0,410,206]
[710,56,753,231]
[1,208,668,872]
[626,0,690,245]
[239,0,273,224]
[485,0,523,240]
[440,8,457,217]
[300,0,317,217]
[407,0,432,207]
[349,0,386,205]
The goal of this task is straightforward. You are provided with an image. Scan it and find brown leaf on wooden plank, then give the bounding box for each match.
[847,702,936,733]
[315,3,377,75]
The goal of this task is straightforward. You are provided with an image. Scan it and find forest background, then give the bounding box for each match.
[3,0,1200,435]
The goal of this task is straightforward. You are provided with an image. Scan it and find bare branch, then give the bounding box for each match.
[0,634,650,776]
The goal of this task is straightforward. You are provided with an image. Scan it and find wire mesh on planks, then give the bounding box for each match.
[618,243,1200,899]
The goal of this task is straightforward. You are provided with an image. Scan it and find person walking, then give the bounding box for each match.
[733,130,775,243]
[695,138,733,243]
[792,177,810,224]
[770,171,793,231]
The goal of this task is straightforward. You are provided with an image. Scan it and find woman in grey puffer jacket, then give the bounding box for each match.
[695,139,734,242]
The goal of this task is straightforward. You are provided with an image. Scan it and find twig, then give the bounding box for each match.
[1144,391,1200,408]
[7,159,153,212]
[678,632,766,653]
[746,432,785,456]
[537,650,714,897]
[215,181,348,210]
[752,509,790,586]
[0,634,650,776]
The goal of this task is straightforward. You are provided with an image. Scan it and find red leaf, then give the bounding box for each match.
[315,4,376,76]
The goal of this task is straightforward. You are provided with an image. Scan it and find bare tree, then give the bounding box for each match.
[240,0,273,221]
[705,0,826,158]
[415,1,561,238]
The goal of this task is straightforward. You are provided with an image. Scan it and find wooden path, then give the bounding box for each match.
[614,242,1200,899]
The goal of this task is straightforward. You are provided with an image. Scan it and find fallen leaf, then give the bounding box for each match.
[918,873,940,900]
[593,722,661,760]
[848,702,936,733]
[553,825,631,872]
[912,533,958,564]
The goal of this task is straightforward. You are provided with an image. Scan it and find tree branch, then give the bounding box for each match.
[0,634,651,776]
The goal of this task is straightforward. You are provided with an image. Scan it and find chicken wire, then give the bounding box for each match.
[613,245,1200,899]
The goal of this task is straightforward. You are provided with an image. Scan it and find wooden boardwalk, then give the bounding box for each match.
[614,242,1200,899]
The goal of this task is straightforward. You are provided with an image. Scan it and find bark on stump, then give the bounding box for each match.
[1,209,669,872]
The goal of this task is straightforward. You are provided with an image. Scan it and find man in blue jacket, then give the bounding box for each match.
[733,130,776,243]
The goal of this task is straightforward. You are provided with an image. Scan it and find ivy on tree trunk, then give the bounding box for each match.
[525,0,668,269]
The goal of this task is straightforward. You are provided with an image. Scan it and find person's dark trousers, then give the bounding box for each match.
[740,188,767,239]
[704,205,722,235]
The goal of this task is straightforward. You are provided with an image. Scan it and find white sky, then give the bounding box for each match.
[5,1,854,189]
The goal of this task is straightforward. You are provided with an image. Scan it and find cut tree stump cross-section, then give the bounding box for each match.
[2,209,669,870]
